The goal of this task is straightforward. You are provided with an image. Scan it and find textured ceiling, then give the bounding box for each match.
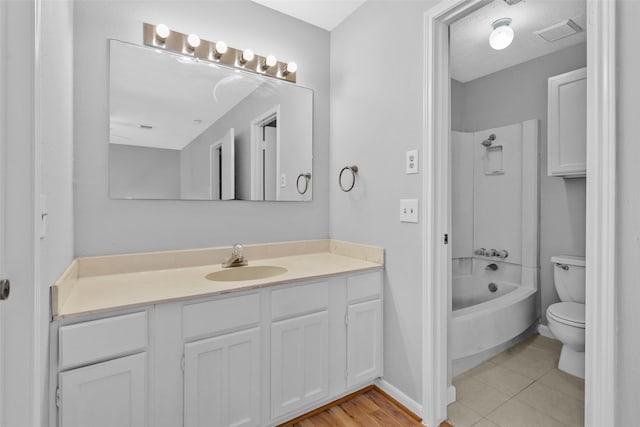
[450,0,586,83]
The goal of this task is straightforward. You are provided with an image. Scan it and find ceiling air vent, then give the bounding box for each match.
[534,19,583,42]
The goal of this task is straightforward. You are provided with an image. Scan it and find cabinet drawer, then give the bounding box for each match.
[271,281,328,320]
[59,311,148,370]
[347,271,382,303]
[183,293,259,340]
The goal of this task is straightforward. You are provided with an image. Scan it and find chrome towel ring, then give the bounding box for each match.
[339,165,358,192]
[296,173,311,195]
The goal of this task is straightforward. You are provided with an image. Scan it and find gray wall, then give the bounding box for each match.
[451,44,587,324]
[617,2,640,424]
[330,0,439,404]
[74,0,329,256]
[110,144,181,199]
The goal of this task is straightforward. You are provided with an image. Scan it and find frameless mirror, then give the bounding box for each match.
[109,40,313,201]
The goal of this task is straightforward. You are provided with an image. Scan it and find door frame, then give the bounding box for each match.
[250,105,280,200]
[0,0,6,420]
[421,1,616,426]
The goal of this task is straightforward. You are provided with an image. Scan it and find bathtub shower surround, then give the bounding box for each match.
[450,120,539,375]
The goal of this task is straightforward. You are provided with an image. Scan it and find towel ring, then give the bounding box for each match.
[296,173,311,195]
[339,165,358,192]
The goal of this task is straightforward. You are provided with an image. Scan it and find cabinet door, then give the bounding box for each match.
[59,352,147,427]
[548,67,587,177]
[347,299,382,387]
[184,328,260,427]
[271,311,329,419]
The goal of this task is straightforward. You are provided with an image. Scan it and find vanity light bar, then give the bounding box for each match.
[143,23,297,83]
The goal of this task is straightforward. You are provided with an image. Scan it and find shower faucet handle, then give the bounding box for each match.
[487,249,499,257]
[497,250,509,259]
[474,248,487,256]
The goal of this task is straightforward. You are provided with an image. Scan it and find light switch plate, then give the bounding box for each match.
[400,199,419,223]
[406,149,419,174]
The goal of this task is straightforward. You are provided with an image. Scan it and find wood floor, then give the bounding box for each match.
[279,387,453,427]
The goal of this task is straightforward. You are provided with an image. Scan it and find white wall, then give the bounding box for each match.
[452,44,587,324]
[451,131,473,259]
[74,0,329,256]
[330,0,439,404]
[616,2,640,424]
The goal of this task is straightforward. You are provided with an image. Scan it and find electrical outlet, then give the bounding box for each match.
[280,173,286,187]
[400,199,419,223]
[406,150,419,174]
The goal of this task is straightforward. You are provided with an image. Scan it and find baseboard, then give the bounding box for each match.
[374,378,423,420]
[447,385,456,404]
[537,323,556,339]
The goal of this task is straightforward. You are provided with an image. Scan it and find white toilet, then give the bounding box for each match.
[546,255,585,379]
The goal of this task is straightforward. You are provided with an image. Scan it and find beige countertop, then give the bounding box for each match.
[52,240,384,320]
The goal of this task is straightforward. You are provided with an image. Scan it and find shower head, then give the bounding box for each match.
[481,134,496,147]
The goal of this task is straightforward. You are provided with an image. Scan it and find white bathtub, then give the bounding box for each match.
[450,262,537,370]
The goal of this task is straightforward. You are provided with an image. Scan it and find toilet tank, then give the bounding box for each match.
[552,255,586,303]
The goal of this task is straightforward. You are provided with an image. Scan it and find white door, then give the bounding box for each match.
[210,128,235,201]
[347,299,382,387]
[271,311,329,419]
[184,328,260,427]
[58,352,148,427]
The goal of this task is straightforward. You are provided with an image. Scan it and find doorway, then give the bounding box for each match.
[250,106,280,201]
[422,1,616,427]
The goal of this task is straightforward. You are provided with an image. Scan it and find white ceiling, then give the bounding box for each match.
[110,42,264,150]
[450,0,586,82]
[251,0,366,31]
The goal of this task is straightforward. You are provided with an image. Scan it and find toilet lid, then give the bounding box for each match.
[548,302,585,328]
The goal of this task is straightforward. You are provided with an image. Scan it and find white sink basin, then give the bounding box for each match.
[205,266,288,282]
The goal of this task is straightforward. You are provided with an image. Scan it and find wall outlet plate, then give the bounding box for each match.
[406,150,419,174]
[400,199,419,223]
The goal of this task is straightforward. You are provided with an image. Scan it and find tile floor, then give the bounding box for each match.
[447,334,585,427]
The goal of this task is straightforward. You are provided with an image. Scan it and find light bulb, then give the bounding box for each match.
[262,55,277,70]
[187,34,201,49]
[489,18,514,50]
[241,49,255,63]
[214,41,228,56]
[155,24,170,42]
[284,62,297,74]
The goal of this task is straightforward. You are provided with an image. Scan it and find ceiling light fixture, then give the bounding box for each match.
[213,41,228,58]
[262,55,277,70]
[283,62,297,75]
[489,18,514,50]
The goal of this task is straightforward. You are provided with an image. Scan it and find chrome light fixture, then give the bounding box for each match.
[143,23,298,83]
[489,18,514,50]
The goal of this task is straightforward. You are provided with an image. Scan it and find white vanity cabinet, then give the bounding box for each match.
[54,311,149,427]
[270,282,330,418]
[182,293,262,427]
[346,272,383,388]
[52,269,383,427]
[547,67,587,177]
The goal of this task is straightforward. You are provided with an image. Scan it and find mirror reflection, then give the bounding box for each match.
[109,40,313,201]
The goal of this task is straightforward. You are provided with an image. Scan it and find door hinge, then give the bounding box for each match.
[444,234,449,245]
[344,312,349,326]
[55,386,61,408]
[344,369,348,381]
[181,355,185,372]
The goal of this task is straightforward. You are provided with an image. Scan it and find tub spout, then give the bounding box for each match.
[486,263,498,271]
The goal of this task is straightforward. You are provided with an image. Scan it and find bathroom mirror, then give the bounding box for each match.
[109,40,313,201]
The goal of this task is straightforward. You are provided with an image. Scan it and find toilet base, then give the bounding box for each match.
[558,345,585,379]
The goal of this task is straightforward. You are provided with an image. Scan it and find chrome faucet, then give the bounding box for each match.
[222,244,248,268]
[486,263,498,271]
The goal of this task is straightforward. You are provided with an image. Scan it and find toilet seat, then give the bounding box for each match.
[547,302,585,329]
